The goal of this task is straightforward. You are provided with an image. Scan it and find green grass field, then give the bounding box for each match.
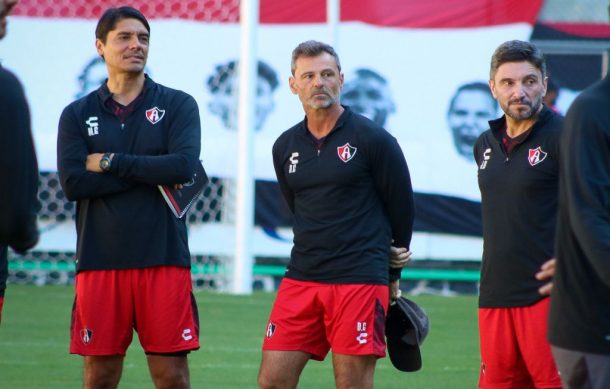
[0,285,480,388]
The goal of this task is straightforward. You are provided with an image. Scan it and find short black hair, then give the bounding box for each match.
[489,40,546,80]
[95,6,150,43]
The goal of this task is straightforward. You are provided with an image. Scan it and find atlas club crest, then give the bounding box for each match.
[337,143,357,163]
[528,146,547,166]
[145,107,165,125]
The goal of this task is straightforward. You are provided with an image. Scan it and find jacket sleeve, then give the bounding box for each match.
[563,102,610,287]
[109,94,201,186]
[57,104,135,201]
[370,132,415,281]
[0,71,39,252]
[272,137,295,214]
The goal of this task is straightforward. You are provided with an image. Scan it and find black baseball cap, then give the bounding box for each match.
[385,296,430,372]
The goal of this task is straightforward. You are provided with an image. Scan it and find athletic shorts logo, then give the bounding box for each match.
[80,328,93,345]
[182,328,193,341]
[145,107,165,125]
[528,146,547,166]
[356,321,368,344]
[337,143,357,163]
[266,322,276,338]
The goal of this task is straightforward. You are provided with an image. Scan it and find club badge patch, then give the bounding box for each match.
[266,322,276,338]
[337,143,357,163]
[528,146,547,166]
[145,107,165,125]
[80,328,93,345]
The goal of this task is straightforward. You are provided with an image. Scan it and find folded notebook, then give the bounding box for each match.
[158,161,209,218]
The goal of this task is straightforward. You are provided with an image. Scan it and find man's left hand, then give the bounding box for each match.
[390,246,412,269]
[536,258,556,296]
[86,153,104,173]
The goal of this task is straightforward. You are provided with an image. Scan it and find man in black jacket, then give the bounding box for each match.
[57,7,200,388]
[474,40,562,389]
[548,6,610,387]
[258,40,414,389]
[0,0,39,325]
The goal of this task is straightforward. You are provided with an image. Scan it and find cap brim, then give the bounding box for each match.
[387,341,422,372]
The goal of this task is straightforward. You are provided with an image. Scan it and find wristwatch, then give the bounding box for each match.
[99,153,114,172]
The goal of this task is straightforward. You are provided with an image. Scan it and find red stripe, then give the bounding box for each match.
[542,22,610,39]
[14,0,541,27]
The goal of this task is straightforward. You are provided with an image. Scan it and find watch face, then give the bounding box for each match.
[100,156,110,171]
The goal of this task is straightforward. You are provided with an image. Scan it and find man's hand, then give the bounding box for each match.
[390,246,412,269]
[86,153,104,173]
[536,258,556,296]
[389,279,401,301]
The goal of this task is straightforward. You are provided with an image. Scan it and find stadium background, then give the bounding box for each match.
[2,0,610,294]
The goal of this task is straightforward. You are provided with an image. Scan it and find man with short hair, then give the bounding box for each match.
[548,5,610,387]
[448,81,498,161]
[474,40,563,389]
[258,40,414,389]
[57,6,201,388]
[0,0,39,325]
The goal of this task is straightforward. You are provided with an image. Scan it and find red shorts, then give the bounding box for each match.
[478,298,561,389]
[70,266,200,356]
[262,278,388,361]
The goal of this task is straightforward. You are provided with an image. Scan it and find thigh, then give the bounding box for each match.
[262,279,329,360]
[258,350,310,389]
[332,353,377,389]
[478,307,533,389]
[84,355,124,388]
[133,266,200,354]
[513,298,561,388]
[325,284,388,357]
[147,354,190,389]
[70,271,134,356]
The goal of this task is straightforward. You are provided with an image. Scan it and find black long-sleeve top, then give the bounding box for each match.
[0,66,40,294]
[57,76,201,272]
[549,76,610,355]
[474,107,563,308]
[272,107,414,284]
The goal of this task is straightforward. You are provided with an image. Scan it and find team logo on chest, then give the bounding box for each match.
[528,146,547,166]
[337,143,357,163]
[145,107,165,124]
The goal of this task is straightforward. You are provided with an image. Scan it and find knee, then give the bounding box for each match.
[152,370,189,389]
[84,367,122,389]
[258,371,291,389]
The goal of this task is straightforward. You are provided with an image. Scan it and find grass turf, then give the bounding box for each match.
[0,285,480,388]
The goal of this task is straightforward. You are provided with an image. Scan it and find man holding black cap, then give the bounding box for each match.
[258,40,414,389]
[57,6,201,388]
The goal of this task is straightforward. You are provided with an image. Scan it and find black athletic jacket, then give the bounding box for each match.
[549,76,610,355]
[0,66,39,294]
[474,106,563,308]
[57,76,201,272]
[273,107,414,284]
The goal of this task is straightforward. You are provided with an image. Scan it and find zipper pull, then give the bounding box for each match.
[121,123,125,130]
